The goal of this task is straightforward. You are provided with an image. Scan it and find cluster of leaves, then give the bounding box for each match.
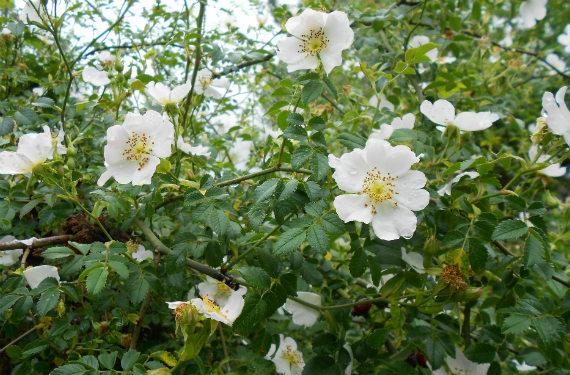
[0,0,569,374]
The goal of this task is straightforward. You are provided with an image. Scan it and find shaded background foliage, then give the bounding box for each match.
[0,0,569,374]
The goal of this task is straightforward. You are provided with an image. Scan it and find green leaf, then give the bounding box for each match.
[301,80,323,104]
[306,223,329,253]
[491,219,528,241]
[253,178,279,201]
[292,146,312,169]
[109,261,129,279]
[86,266,109,295]
[465,343,496,363]
[98,351,118,370]
[233,292,268,335]
[523,232,545,266]
[50,364,88,375]
[502,313,531,335]
[36,288,60,316]
[303,355,341,375]
[238,266,271,289]
[286,112,304,127]
[42,246,74,260]
[121,349,140,370]
[350,248,367,277]
[532,316,564,343]
[405,42,438,64]
[273,227,306,256]
[468,240,488,272]
[310,153,330,181]
[279,180,298,201]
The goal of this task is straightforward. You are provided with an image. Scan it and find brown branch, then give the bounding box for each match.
[213,53,275,78]
[130,292,152,349]
[0,235,74,251]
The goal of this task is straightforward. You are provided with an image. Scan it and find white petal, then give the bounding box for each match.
[420,99,455,126]
[365,139,419,177]
[334,194,373,224]
[320,49,344,75]
[276,36,306,65]
[170,82,192,103]
[130,156,160,185]
[23,265,60,289]
[446,348,490,375]
[166,301,187,310]
[0,151,35,175]
[454,111,499,131]
[369,125,394,140]
[372,206,418,241]
[394,174,430,211]
[437,171,479,196]
[285,9,326,38]
[283,291,321,327]
[368,94,394,111]
[82,66,110,86]
[392,113,415,130]
[323,11,354,49]
[132,245,153,262]
[542,86,570,136]
[329,148,368,193]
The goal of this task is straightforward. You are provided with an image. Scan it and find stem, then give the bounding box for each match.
[462,304,472,347]
[0,235,74,251]
[216,166,311,188]
[130,292,152,350]
[0,325,38,354]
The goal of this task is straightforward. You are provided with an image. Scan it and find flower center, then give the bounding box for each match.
[199,76,212,89]
[202,296,228,319]
[282,346,303,367]
[299,28,328,55]
[361,168,396,212]
[122,132,153,170]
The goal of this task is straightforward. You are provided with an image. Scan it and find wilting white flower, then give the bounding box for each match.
[433,348,490,375]
[228,139,252,170]
[512,360,537,372]
[519,0,547,29]
[98,111,174,186]
[401,248,425,274]
[0,125,66,175]
[190,292,244,326]
[558,25,570,53]
[191,276,246,326]
[329,138,429,241]
[146,81,192,106]
[545,53,568,74]
[542,86,570,146]
[529,145,566,177]
[194,69,229,98]
[131,244,153,262]
[1,27,11,36]
[0,236,23,266]
[166,301,188,310]
[23,265,60,289]
[20,0,43,23]
[368,93,394,111]
[420,99,500,132]
[437,171,480,196]
[370,113,415,140]
[265,335,305,375]
[282,292,321,327]
[276,8,354,74]
[82,66,110,86]
[409,35,438,62]
[177,138,210,158]
[198,276,247,306]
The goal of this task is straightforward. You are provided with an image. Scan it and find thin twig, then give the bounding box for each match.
[0,235,74,251]
[0,325,38,354]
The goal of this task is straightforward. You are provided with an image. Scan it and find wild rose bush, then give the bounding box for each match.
[0,0,569,374]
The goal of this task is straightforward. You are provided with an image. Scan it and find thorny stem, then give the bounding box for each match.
[0,325,39,354]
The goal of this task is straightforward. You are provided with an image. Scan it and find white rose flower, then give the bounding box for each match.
[368,93,394,111]
[437,171,480,196]
[276,8,354,74]
[97,110,175,186]
[401,248,425,274]
[265,334,305,375]
[528,145,566,177]
[20,0,43,24]
[329,138,429,241]
[190,292,244,326]
[545,53,568,74]
[0,236,23,266]
[23,265,60,289]
[420,99,500,132]
[82,66,110,86]
[282,291,321,327]
[370,113,415,140]
[542,86,570,146]
[519,0,547,29]
[95,51,116,65]
[194,69,229,98]
[197,276,247,306]
[409,35,438,62]
[177,138,211,158]
[228,139,252,170]
[0,125,66,175]
[131,244,154,262]
[433,348,490,375]
[146,81,192,106]
[558,25,570,53]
